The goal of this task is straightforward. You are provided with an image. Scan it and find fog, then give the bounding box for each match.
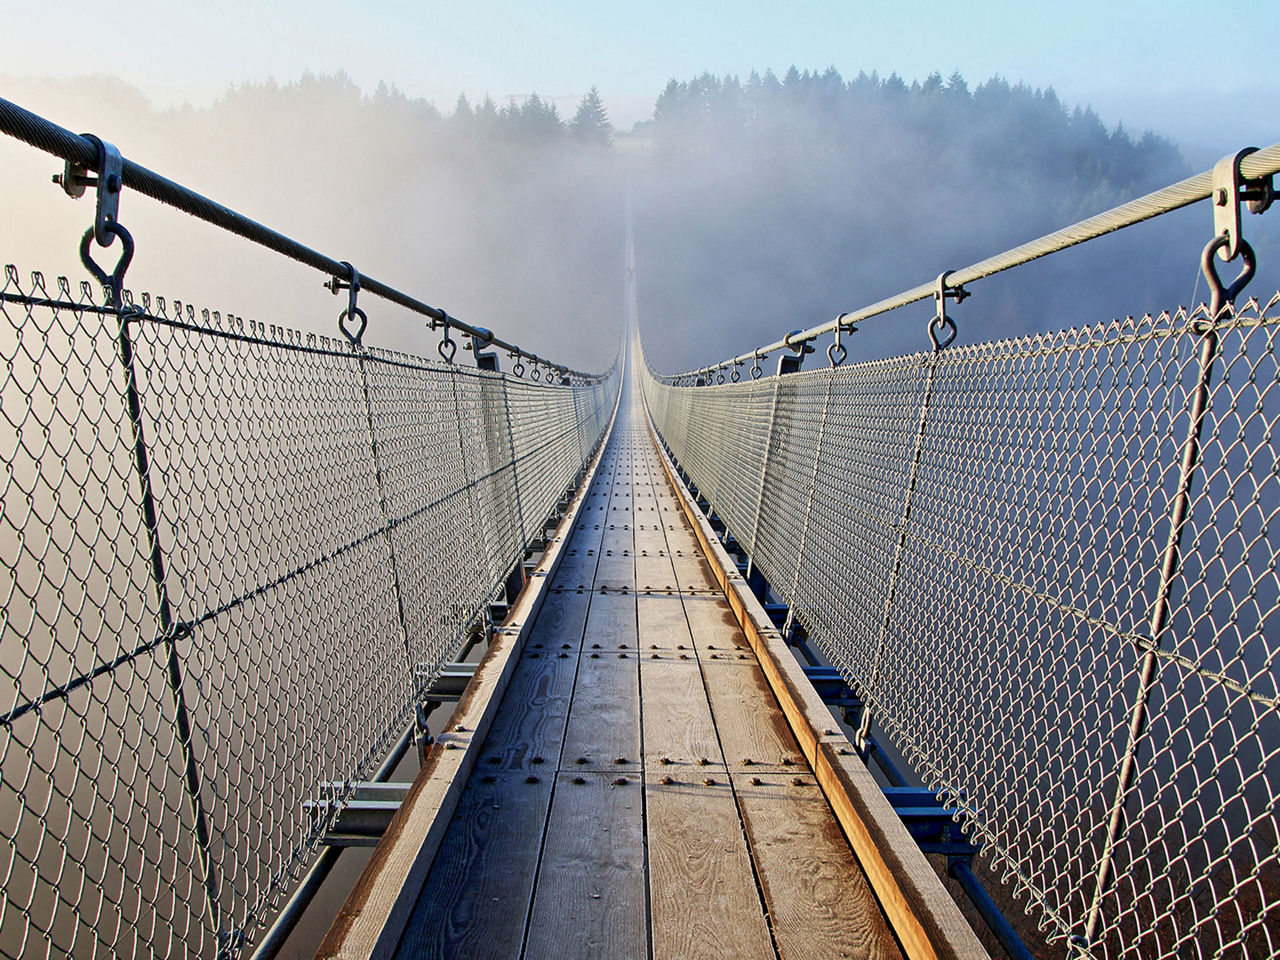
[1,68,1275,376]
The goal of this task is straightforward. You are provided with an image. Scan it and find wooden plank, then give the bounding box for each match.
[734,772,904,960]
[479,640,580,772]
[525,588,593,646]
[635,552,678,592]
[645,773,775,960]
[563,592,640,768]
[635,593,693,653]
[394,772,554,960]
[700,661,806,771]
[638,652,723,767]
[669,553,720,592]
[523,771,647,960]
[562,654,641,770]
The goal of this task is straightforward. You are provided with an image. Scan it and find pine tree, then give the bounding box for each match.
[571,87,611,147]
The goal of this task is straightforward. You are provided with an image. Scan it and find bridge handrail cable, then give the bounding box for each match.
[0,96,602,381]
[659,142,1280,381]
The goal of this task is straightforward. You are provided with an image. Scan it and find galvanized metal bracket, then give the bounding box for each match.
[55,135,124,248]
[1213,147,1275,261]
[929,271,968,351]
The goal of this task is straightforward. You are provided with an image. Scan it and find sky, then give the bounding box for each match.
[4,0,1279,163]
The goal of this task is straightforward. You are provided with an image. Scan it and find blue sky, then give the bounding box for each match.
[5,0,1278,160]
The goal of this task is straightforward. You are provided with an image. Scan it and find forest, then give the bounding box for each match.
[3,67,1271,372]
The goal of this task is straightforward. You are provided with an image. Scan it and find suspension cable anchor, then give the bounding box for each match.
[828,314,854,366]
[1213,147,1275,262]
[437,313,457,363]
[330,262,367,345]
[928,271,966,351]
[55,134,124,249]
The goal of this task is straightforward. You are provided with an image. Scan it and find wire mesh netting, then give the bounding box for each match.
[642,294,1280,959]
[0,265,618,959]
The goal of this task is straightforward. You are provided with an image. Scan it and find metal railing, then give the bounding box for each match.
[642,150,1280,958]
[0,101,619,959]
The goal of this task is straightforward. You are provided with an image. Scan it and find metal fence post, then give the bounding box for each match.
[114,303,226,950]
[786,369,834,615]
[746,372,787,573]
[856,347,942,750]
[1077,320,1221,953]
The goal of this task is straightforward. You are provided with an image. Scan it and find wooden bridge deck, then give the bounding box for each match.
[319,378,986,960]
[393,387,901,960]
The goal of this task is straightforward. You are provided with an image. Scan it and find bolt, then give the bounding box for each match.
[750,777,763,786]
[615,757,628,765]
[487,756,501,764]
[793,777,807,787]
[573,776,587,785]
[532,756,544,764]
[660,756,672,765]
[525,775,540,784]
[781,757,794,766]
[613,777,629,786]
[1216,187,1229,205]
[482,774,497,784]
[698,757,710,766]
[576,757,589,765]
[742,758,754,766]
[660,775,675,785]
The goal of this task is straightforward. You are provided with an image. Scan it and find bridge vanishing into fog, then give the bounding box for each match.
[1,97,1279,960]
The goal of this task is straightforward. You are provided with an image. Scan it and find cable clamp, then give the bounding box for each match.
[783,329,815,356]
[1213,147,1274,262]
[55,135,124,249]
[438,313,457,363]
[929,271,966,351]
[327,262,367,345]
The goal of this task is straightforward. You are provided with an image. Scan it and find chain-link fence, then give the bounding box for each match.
[0,265,617,959]
[642,294,1280,959]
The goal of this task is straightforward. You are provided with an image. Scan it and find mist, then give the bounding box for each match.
[1,68,1274,376]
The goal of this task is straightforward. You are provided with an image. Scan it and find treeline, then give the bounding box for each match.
[650,67,1180,205]
[3,68,1233,375]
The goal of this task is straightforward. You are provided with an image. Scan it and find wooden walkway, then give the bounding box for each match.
[319,374,987,960]
[390,383,903,960]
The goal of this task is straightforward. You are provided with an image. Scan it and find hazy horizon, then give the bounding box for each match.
[2,62,1276,376]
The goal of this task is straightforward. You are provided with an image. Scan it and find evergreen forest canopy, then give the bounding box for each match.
[4,67,1262,373]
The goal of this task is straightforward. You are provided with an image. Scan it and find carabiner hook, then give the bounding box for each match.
[438,314,457,363]
[1200,234,1256,320]
[334,261,367,346]
[929,271,965,352]
[79,221,134,309]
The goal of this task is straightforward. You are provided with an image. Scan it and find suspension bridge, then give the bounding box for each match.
[0,97,1278,960]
